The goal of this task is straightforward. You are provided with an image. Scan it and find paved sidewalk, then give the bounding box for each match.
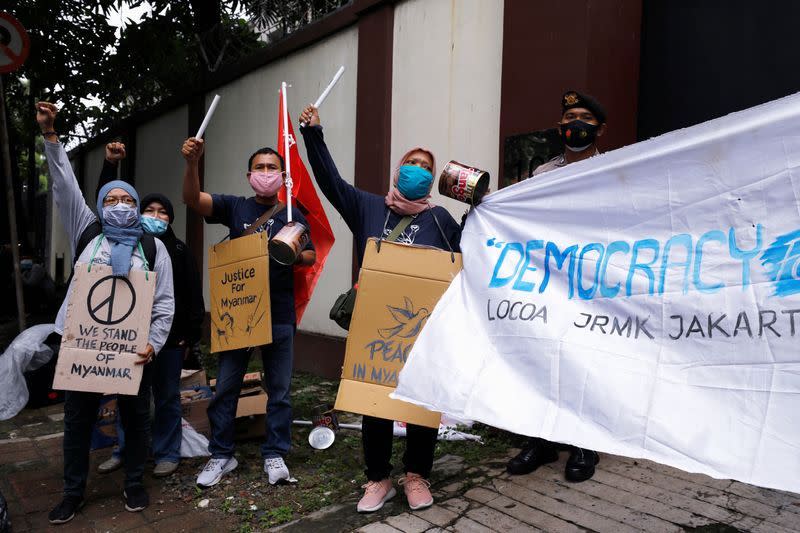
[0,434,227,532]
[3,432,799,532]
[280,451,800,533]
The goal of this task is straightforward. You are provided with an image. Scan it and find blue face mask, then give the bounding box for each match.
[102,204,139,228]
[397,165,433,200]
[141,215,168,236]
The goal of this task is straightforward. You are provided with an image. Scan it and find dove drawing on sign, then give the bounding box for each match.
[379,296,430,339]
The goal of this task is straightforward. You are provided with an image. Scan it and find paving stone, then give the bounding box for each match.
[466,505,540,532]
[464,487,498,504]
[600,460,800,531]
[358,522,404,533]
[493,478,641,533]
[384,512,433,533]
[432,455,466,479]
[441,497,469,514]
[482,493,584,533]
[539,463,711,527]
[519,466,683,532]
[450,516,494,532]
[414,505,459,527]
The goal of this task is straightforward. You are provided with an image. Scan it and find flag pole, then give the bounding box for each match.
[281,82,293,222]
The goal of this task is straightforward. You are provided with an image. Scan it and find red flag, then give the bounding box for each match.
[277,89,336,324]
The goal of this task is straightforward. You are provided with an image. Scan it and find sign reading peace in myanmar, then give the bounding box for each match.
[394,92,800,494]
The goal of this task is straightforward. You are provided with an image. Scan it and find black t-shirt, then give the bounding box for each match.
[206,194,315,325]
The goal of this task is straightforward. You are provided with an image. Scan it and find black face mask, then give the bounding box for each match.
[559,120,599,150]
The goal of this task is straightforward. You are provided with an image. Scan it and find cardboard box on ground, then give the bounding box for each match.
[208,232,272,353]
[335,239,463,428]
[180,370,267,439]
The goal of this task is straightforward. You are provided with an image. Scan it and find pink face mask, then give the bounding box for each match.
[248,171,283,197]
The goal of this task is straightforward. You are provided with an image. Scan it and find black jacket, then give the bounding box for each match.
[98,160,205,348]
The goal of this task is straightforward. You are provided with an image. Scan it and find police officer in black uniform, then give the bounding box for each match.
[506,90,607,482]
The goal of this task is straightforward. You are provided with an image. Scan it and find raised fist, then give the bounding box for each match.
[35,102,58,132]
[181,137,205,163]
[299,104,320,127]
[105,142,126,163]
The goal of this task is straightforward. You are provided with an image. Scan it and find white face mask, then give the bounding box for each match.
[103,204,139,228]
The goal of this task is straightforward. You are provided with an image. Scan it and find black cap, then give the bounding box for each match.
[562,90,606,124]
[140,193,174,223]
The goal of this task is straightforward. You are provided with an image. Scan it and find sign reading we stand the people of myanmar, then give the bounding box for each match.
[53,263,156,395]
[394,92,800,493]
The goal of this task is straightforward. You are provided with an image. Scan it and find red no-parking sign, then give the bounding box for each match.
[0,12,30,73]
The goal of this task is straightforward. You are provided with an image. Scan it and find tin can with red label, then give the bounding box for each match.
[309,404,339,449]
[438,160,490,206]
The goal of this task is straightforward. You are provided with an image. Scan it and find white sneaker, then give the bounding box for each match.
[197,457,238,488]
[97,455,122,474]
[264,457,290,485]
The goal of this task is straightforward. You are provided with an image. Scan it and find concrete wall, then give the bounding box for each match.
[134,106,190,241]
[391,0,504,217]
[202,26,359,337]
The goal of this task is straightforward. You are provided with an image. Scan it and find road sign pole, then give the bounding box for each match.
[0,74,26,331]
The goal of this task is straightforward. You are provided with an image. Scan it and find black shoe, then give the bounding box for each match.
[48,495,84,525]
[123,486,149,512]
[506,442,559,475]
[565,448,599,482]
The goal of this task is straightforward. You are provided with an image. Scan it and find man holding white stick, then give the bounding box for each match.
[181,85,315,488]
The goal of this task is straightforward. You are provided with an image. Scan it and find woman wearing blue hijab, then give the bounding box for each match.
[37,102,175,525]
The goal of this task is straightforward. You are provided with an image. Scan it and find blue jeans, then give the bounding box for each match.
[113,346,183,464]
[207,324,294,459]
[63,364,152,497]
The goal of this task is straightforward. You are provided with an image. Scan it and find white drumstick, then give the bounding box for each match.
[195,94,221,139]
[314,65,345,108]
[302,66,345,126]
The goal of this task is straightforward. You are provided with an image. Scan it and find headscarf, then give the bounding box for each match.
[96,180,143,276]
[140,193,175,223]
[384,147,436,216]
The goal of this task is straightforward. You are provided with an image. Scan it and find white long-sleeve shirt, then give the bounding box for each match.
[45,140,174,354]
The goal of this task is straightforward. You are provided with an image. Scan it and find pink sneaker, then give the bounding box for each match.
[399,472,433,510]
[357,479,396,513]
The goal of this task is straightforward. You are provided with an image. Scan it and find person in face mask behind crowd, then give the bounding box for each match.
[507,90,607,483]
[181,136,315,489]
[94,143,205,480]
[36,103,174,525]
[298,104,461,515]
[529,90,606,177]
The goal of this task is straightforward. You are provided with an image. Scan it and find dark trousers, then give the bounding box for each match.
[362,416,438,481]
[207,324,295,459]
[63,365,153,498]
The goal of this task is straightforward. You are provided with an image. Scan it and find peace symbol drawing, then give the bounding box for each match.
[86,275,137,326]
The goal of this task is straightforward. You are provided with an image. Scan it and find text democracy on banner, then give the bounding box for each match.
[54,263,156,395]
[393,92,800,493]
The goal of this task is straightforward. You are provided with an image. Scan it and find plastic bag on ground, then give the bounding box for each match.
[393,420,483,442]
[0,324,55,420]
[180,418,211,457]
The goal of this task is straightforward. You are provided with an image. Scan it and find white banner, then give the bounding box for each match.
[393,93,800,493]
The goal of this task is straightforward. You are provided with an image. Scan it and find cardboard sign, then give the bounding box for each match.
[335,238,462,428]
[54,264,156,395]
[209,232,272,353]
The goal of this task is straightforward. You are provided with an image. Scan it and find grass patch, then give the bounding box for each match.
[167,370,515,530]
